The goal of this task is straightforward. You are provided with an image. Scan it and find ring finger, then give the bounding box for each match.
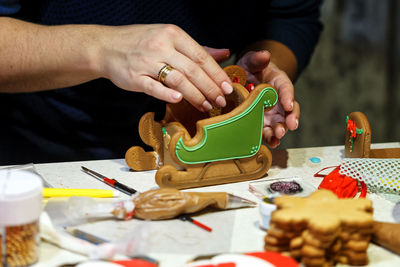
[165,52,229,108]
[155,62,212,112]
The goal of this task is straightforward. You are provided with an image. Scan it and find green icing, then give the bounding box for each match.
[175,87,278,164]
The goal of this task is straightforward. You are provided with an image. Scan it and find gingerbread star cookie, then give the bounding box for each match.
[265,189,373,267]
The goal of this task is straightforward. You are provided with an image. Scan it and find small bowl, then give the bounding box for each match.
[258,200,277,230]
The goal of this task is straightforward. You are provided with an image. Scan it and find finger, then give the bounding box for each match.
[262,127,280,148]
[237,50,271,73]
[269,137,281,148]
[286,101,300,131]
[273,123,288,140]
[172,27,233,94]
[155,63,213,112]
[263,103,285,126]
[263,127,274,144]
[137,76,182,103]
[203,46,230,63]
[271,71,294,112]
[166,52,229,108]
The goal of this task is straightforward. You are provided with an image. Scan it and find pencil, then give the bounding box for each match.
[43,188,119,198]
[65,228,109,244]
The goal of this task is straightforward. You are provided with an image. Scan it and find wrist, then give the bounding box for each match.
[73,25,106,80]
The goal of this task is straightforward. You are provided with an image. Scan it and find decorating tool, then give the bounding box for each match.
[393,202,400,222]
[43,188,119,198]
[81,166,137,196]
[372,221,400,255]
[178,215,212,232]
[226,193,257,209]
[66,228,109,245]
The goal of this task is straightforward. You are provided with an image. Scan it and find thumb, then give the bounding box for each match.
[203,46,230,63]
[238,50,271,73]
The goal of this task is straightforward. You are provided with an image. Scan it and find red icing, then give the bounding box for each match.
[232,77,240,83]
[195,263,235,267]
[347,119,357,138]
[246,83,255,92]
[112,259,157,267]
[246,251,298,267]
[316,166,367,198]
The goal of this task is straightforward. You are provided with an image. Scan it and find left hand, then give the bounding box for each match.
[237,50,300,148]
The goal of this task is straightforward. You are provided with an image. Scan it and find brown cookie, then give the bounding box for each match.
[327,238,342,254]
[302,230,333,249]
[309,227,340,242]
[345,111,371,158]
[268,224,299,239]
[289,236,304,249]
[289,249,302,259]
[264,243,289,252]
[127,65,277,189]
[342,250,369,265]
[223,65,247,86]
[265,234,290,246]
[301,256,329,267]
[272,190,373,235]
[343,239,370,252]
[301,244,326,258]
[265,189,373,267]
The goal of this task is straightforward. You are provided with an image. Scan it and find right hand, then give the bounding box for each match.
[237,50,299,148]
[96,24,233,112]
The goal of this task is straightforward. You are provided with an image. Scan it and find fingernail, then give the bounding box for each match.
[202,100,213,111]
[290,101,294,110]
[221,81,233,95]
[172,91,182,101]
[295,119,299,129]
[216,95,226,107]
[280,128,285,138]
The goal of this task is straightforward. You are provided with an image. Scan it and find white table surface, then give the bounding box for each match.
[27,143,400,267]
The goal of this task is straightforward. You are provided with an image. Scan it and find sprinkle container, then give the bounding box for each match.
[0,170,43,267]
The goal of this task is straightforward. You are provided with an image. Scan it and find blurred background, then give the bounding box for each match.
[279,0,400,149]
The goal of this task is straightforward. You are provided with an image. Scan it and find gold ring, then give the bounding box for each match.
[158,64,174,85]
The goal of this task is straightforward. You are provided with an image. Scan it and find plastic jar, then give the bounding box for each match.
[0,169,43,267]
[258,199,277,230]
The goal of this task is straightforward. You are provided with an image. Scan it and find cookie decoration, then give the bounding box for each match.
[269,181,303,195]
[265,189,373,266]
[344,111,400,158]
[125,65,278,189]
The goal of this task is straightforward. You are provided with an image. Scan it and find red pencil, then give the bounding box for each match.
[178,215,212,232]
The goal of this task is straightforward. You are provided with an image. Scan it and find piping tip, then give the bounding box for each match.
[225,193,257,209]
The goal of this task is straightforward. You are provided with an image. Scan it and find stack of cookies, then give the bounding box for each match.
[264,189,373,267]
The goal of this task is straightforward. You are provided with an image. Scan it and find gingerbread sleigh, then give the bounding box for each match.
[125,66,278,189]
[345,111,400,158]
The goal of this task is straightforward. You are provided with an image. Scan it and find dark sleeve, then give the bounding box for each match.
[0,0,21,15]
[258,0,323,76]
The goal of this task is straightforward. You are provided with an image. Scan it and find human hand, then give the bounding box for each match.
[237,50,300,148]
[98,24,233,112]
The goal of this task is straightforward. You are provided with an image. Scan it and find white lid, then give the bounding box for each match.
[77,261,123,267]
[0,169,43,226]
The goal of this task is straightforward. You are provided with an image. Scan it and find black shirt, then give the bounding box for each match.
[0,0,322,164]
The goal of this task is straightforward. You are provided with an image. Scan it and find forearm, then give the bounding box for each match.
[0,17,101,92]
[242,40,298,81]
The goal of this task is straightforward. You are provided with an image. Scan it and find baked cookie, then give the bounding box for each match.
[264,189,373,267]
[125,65,279,189]
[345,111,400,158]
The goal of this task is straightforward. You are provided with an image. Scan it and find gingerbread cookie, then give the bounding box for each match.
[345,111,371,158]
[223,65,247,87]
[264,189,373,267]
[345,111,400,158]
[125,65,279,189]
